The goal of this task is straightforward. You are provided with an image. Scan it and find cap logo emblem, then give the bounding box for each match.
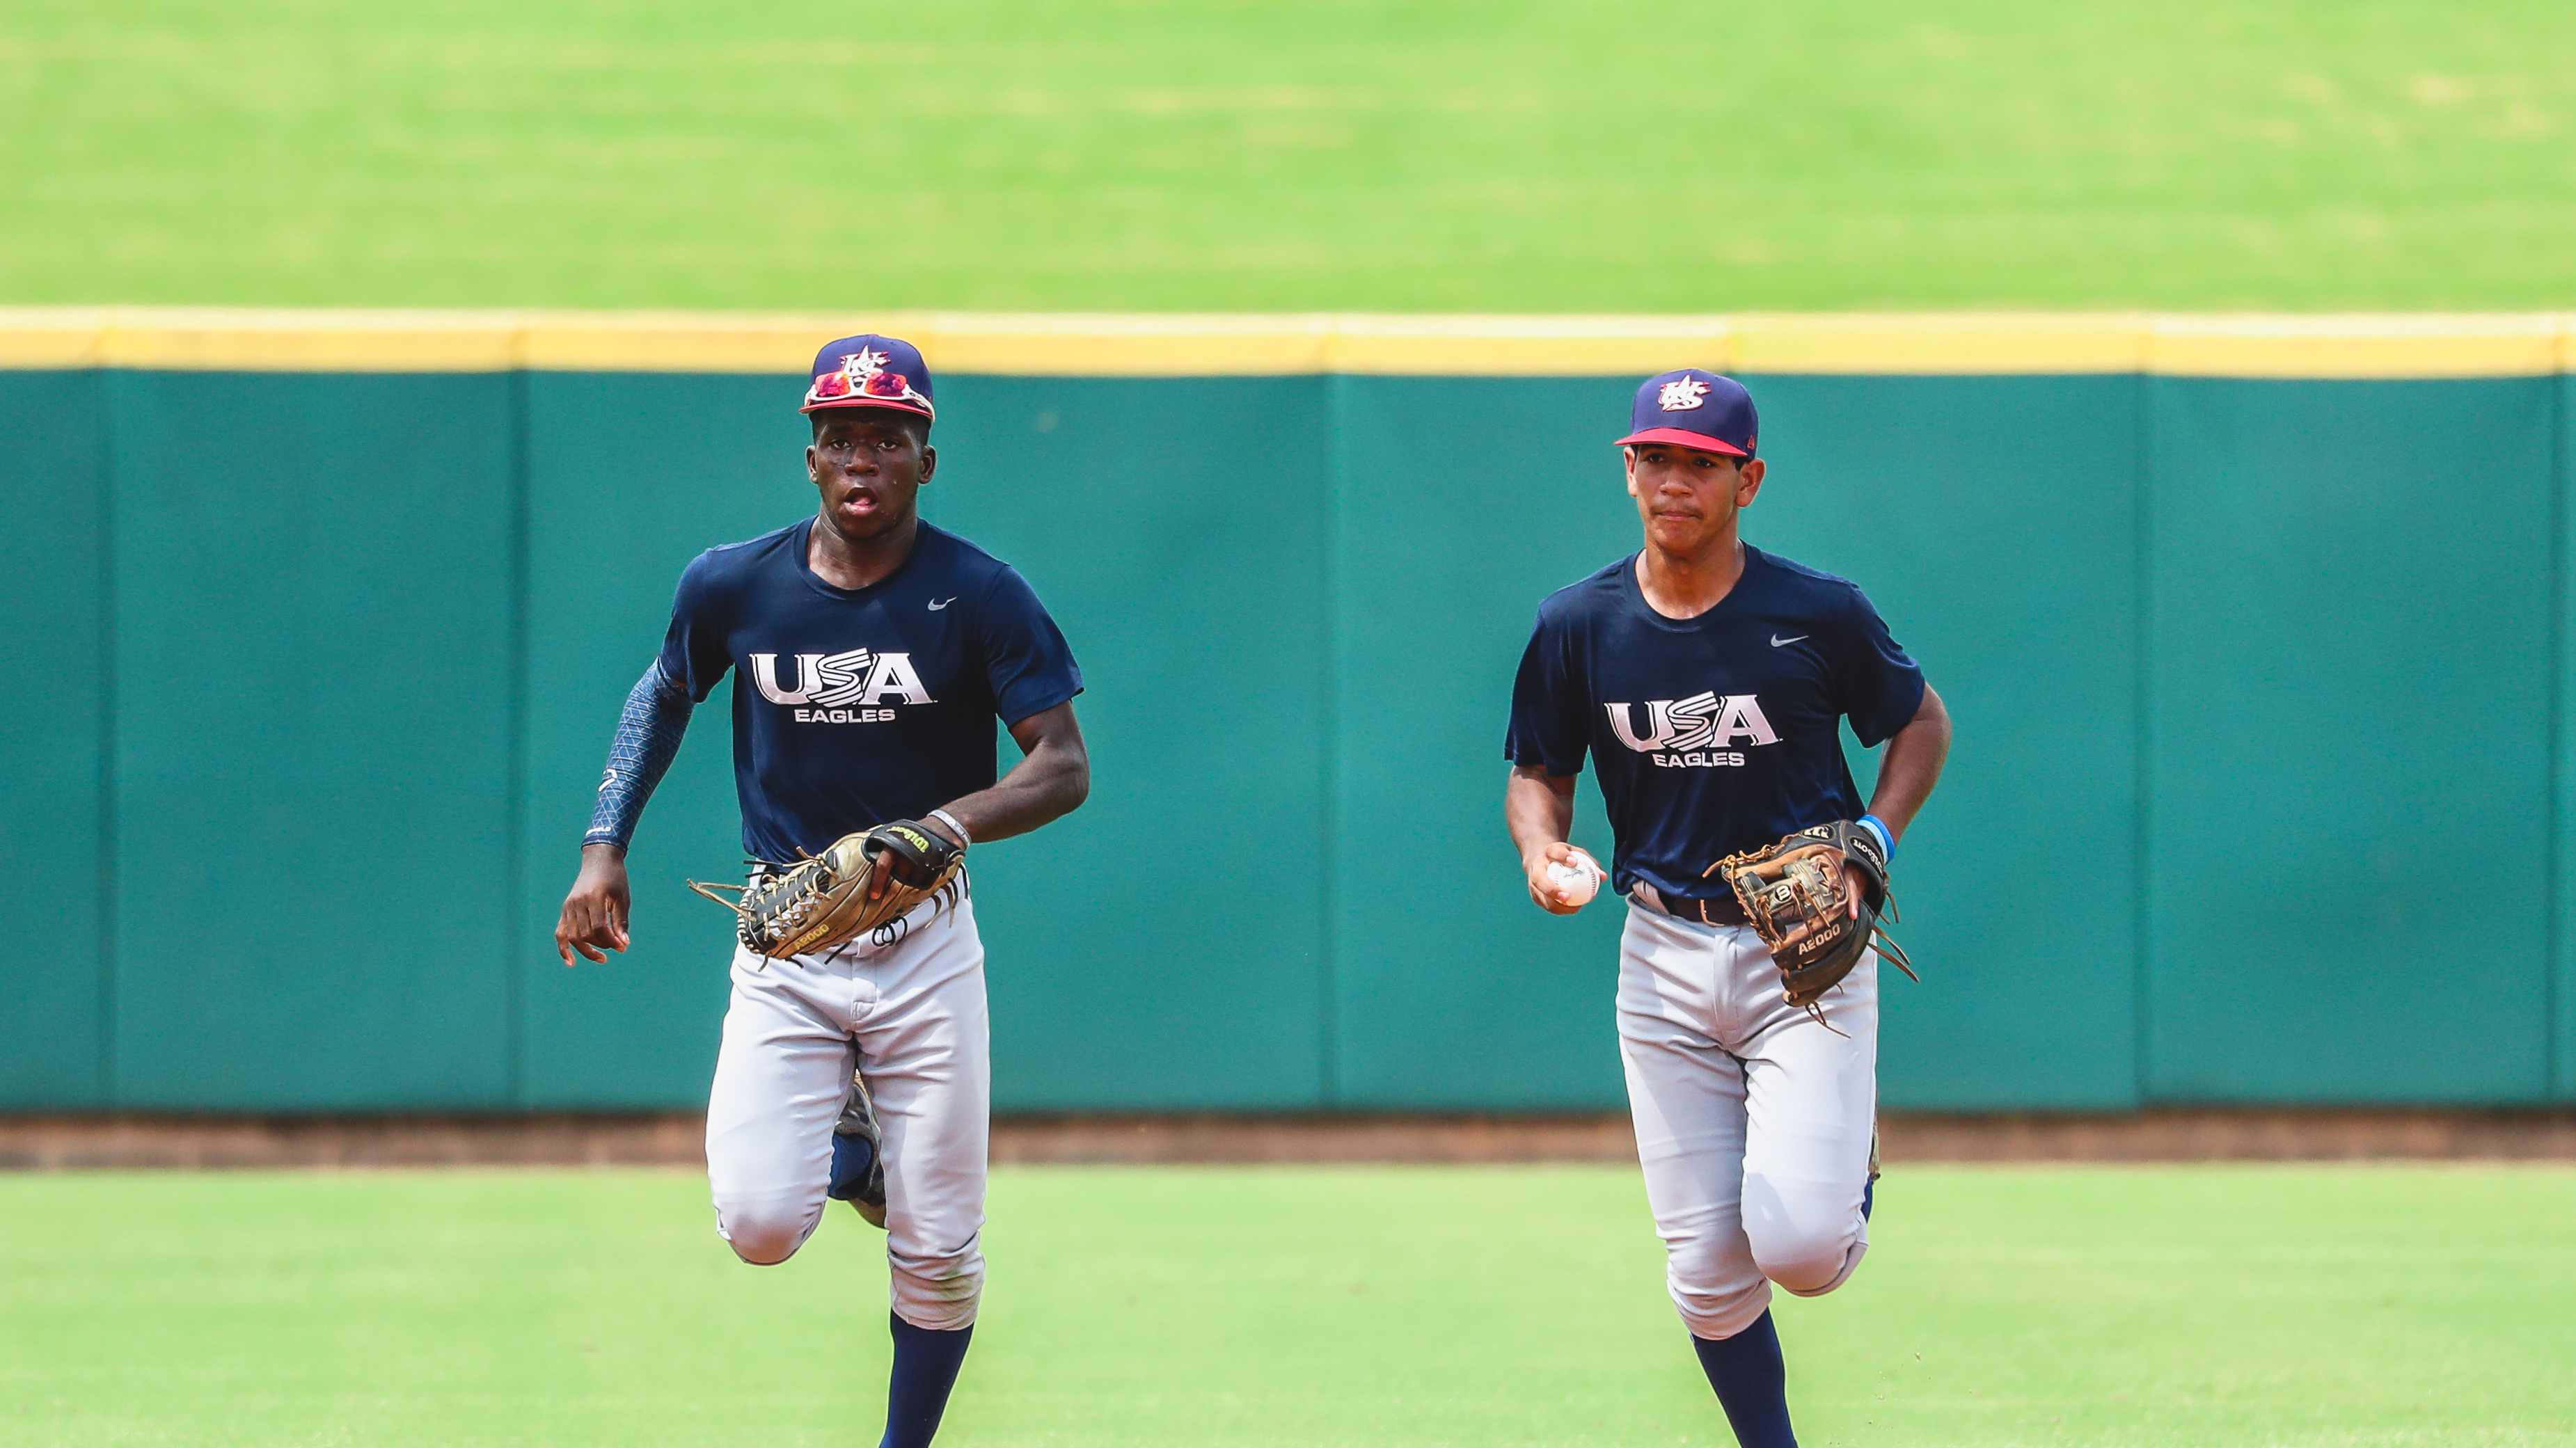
[1657,378,1710,412]
[814,349,896,400]
[804,342,936,417]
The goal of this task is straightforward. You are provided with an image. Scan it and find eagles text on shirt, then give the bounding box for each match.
[1506,545,1924,907]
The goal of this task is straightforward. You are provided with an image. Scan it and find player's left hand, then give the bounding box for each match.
[1767,864,1870,950]
[1709,820,1915,1017]
[862,819,965,904]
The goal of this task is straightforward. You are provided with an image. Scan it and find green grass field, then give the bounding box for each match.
[6,1165,2573,1447]
[4,1,2573,311]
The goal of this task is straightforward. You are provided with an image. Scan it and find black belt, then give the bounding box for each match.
[1631,882,1748,927]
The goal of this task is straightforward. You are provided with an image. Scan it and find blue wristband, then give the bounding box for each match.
[1857,813,1895,859]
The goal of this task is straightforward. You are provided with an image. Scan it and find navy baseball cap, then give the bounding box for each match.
[801,333,935,422]
[1616,369,1756,459]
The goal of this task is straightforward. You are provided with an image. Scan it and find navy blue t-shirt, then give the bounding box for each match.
[1506,545,1924,905]
[658,518,1083,862]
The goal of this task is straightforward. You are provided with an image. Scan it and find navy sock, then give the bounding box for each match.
[1862,1175,1874,1222]
[828,1130,875,1201]
[880,1312,974,1448]
[1691,1310,1796,1448]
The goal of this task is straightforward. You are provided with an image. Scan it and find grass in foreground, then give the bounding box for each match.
[3,1,2573,310]
[3,1165,2573,1447]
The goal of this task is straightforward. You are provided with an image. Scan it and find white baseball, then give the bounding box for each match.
[1544,852,1604,907]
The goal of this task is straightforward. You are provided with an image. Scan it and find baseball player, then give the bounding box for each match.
[1503,370,1952,1447]
[552,334,1089,1448]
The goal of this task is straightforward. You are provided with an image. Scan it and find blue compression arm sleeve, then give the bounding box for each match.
[583,659,695,850]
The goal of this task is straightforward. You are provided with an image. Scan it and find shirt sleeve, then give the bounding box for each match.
[977,565,1084,725]
[1831,584,1926,747]
[583,658,695,850]
[1504,606,1590,775]
[654,552,734,703]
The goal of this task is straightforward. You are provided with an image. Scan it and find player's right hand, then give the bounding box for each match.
[1523,841,1588,916]
[555,844,633,966]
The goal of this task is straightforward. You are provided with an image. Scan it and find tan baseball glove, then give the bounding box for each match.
[1709,820,1916,1022]
[690,820,964,960]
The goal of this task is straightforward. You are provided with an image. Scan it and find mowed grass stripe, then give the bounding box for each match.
[3,1,2574,310]
[4,1165,2572,1446]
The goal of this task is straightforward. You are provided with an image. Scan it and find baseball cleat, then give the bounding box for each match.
[829,1067,888,1229]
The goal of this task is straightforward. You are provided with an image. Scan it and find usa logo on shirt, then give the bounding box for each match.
[749,649,933,724]
[1604,691,1779,767]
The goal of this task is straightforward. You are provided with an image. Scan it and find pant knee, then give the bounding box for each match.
[716,1198,823,1266]
[1748,1218,1865,1296]
[1742,1170,1868,1296]
[1661,1229,1769,1340]
[889,1238,986,1330]
[1668,1268,1771,1340]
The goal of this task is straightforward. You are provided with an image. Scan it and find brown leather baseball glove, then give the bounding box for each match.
[690,820,964,960]
[1709,820,1916,1021]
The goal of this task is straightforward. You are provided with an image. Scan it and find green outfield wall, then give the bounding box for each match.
[3,313,2570,1114]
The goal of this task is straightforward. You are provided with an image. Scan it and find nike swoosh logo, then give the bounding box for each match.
[928,598,955,611]
[1771,633,1807,647]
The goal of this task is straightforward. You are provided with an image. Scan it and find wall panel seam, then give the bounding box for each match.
[2133,372,2155,1107]
[1316,375,1343,1108]
[503,370,533,1107]
[2552,372,2570,1099]
[94,372,119,1106]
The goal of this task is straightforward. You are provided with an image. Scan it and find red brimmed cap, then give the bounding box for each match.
[1615,369,1756,458]
[801,333,935,421]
